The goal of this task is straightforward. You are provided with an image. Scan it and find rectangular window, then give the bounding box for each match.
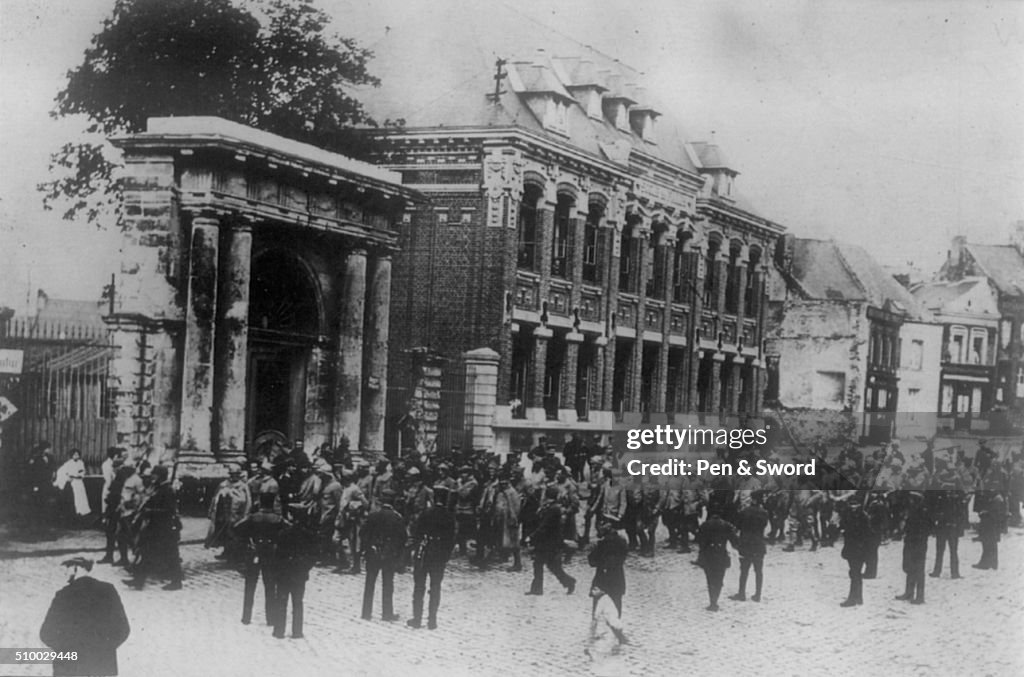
[969,328,987,365]
[905,339,924,370]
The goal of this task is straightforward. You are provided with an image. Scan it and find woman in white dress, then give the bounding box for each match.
[54,449,91,518]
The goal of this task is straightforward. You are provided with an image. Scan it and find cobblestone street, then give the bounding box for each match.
[1,518,1022,677]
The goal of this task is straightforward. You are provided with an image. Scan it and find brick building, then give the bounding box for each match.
[107,117,416,475]
[356,8,784,455]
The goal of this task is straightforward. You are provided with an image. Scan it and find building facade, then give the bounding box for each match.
[362,50,783,455]
[107,117,416,475]
[912,277,1001,432]
[937,231,1024,431]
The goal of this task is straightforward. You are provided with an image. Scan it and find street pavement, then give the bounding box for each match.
[1,518,1022,677]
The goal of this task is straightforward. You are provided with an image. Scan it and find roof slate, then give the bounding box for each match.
[965,243,1024,297]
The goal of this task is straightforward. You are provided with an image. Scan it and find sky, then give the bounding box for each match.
[1,0,1022,307]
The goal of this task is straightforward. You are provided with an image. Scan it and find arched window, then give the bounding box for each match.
[703,238,721,307]
[745,248,762,316]
[517,184,543,271]
[619,218,638,293]
[672,233,692,303]
[551,193,573,278]
[582,203,603,284]
[725,241,741,314]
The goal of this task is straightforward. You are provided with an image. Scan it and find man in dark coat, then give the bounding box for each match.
[99,458,130,567]
[407,486,457,629]
[235,493,286,627]
[123,465,183,591]
[837,492,871,607]
[929,462,963,579]
[587,520,628,616]
[730,492,769,602]
[41,558,130,676]
[525,486,577,595]
[273,521,317,639]
[974,490,1004,570]
[695,500,737,612]
[895,492,930,604]
[360,495,407,621]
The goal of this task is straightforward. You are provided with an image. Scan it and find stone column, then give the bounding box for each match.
[727,358,741,415]
[687,249,705,413]
[709,352,724,416]
[754,363,765,414]
[561,331,584,418]
[735,263,748,322]
[538,205,555,300]
[464,348,500,452]
[335,248,367,449]
[215,223,252,463]
[591,336,607,412]
[715,254,728,316]
[654,240,673,413]
[361,253,391,453]
[179,216,220,460]
[601,336,616,412]
[630,230,650,413]
[530,325,552,418]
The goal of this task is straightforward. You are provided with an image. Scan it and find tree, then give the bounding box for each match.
[41,0,383,224]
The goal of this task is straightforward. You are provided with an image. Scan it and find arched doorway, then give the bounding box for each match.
[246,249,322,458]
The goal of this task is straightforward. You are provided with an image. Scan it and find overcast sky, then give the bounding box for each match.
[1,0,1022,305]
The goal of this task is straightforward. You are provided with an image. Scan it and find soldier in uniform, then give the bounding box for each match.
[360,493,407,621]
[99,456,130,567]
[205,465,251,562]
[895,491,930,604]
[695,498,737,612]
[730,491,769,602]
[974,490,1004,570]
[837,492,871,607]
[41,558,131,676]
[123,465,183,591]
[235,493,286,626]
[453,466,480,557]
[273,520,317,639]
[636,475,661,558]
[406,485,456,629]
[525,486,577,596]
[587,520,628,616]
[929,459,963,579]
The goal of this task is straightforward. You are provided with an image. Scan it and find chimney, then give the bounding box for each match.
[1012,220,1024,257]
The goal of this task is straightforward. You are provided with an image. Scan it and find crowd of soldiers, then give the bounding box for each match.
[83,432,1024,646]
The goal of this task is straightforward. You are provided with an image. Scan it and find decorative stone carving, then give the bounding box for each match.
[482,147,524,228]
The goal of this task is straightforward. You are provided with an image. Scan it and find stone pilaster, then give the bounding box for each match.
[561,331,584,417]
[709,352,724,416]
[179,216,220,461]
[215,222,252,463]
[463,348,500,452]
[538,206,555,301]
[592,336,608,412]
[335,248,367,448]
[530,326,552,417]
[361,254,391,454]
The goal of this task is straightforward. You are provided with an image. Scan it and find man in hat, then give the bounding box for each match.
[929,459,963,579]
[99,455,130,567]
[836,491,871,607]
[402,466,434,533]
[453,466,480,557]
[335,468,368,573]
[316,463,343,565]
[205,465,252,562]
[124,465,183,591]
[587,519,628,617]
[41,558,131,676]
[695,497,737,612]
[235,492,286,626]
[895,491,930,604]
[730,491,769,603]
[273,517,318,639]
[525,486,577,596]
[407,485,457,629]
[247,460,281,515]
[360,491,407,621]
[974,489,1004,570]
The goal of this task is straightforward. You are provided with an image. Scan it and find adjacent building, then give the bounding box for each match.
[107,117,417,475]
[767,237,935,441]
[936,229,1024,431]
[355,7,784,455]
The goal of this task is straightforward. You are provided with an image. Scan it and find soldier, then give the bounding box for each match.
[837,492,871,607]
[695,498,737,612]
[895,491,930,604]
[335,469,368,574]
[123,465,183,591]
[317,464,343,565]
[973,490,1004,570]
[730,491,769,603]
[636,475,661,558]
[525,486,577,596]
[578,456,605,546]
[273,520,317,639]
[863,491,889,579]
[488,473,523,571]
[205,465,251,562]
[453,466,480,557]
[360,493,406,621]
[563,432,586,483]
[929,460,963,579]
[235,493,285,626]
[587,520,628,617]
[247,460,281,515]
[554,466,581,548]
[41,558,130,677]
[407,485,456,629]
[99,455,130,567]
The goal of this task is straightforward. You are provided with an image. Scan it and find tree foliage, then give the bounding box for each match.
[42,0,383,224]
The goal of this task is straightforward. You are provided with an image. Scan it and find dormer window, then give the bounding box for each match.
[629,108,659,142]
[603,100,630,132]
[543,99,570,136]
